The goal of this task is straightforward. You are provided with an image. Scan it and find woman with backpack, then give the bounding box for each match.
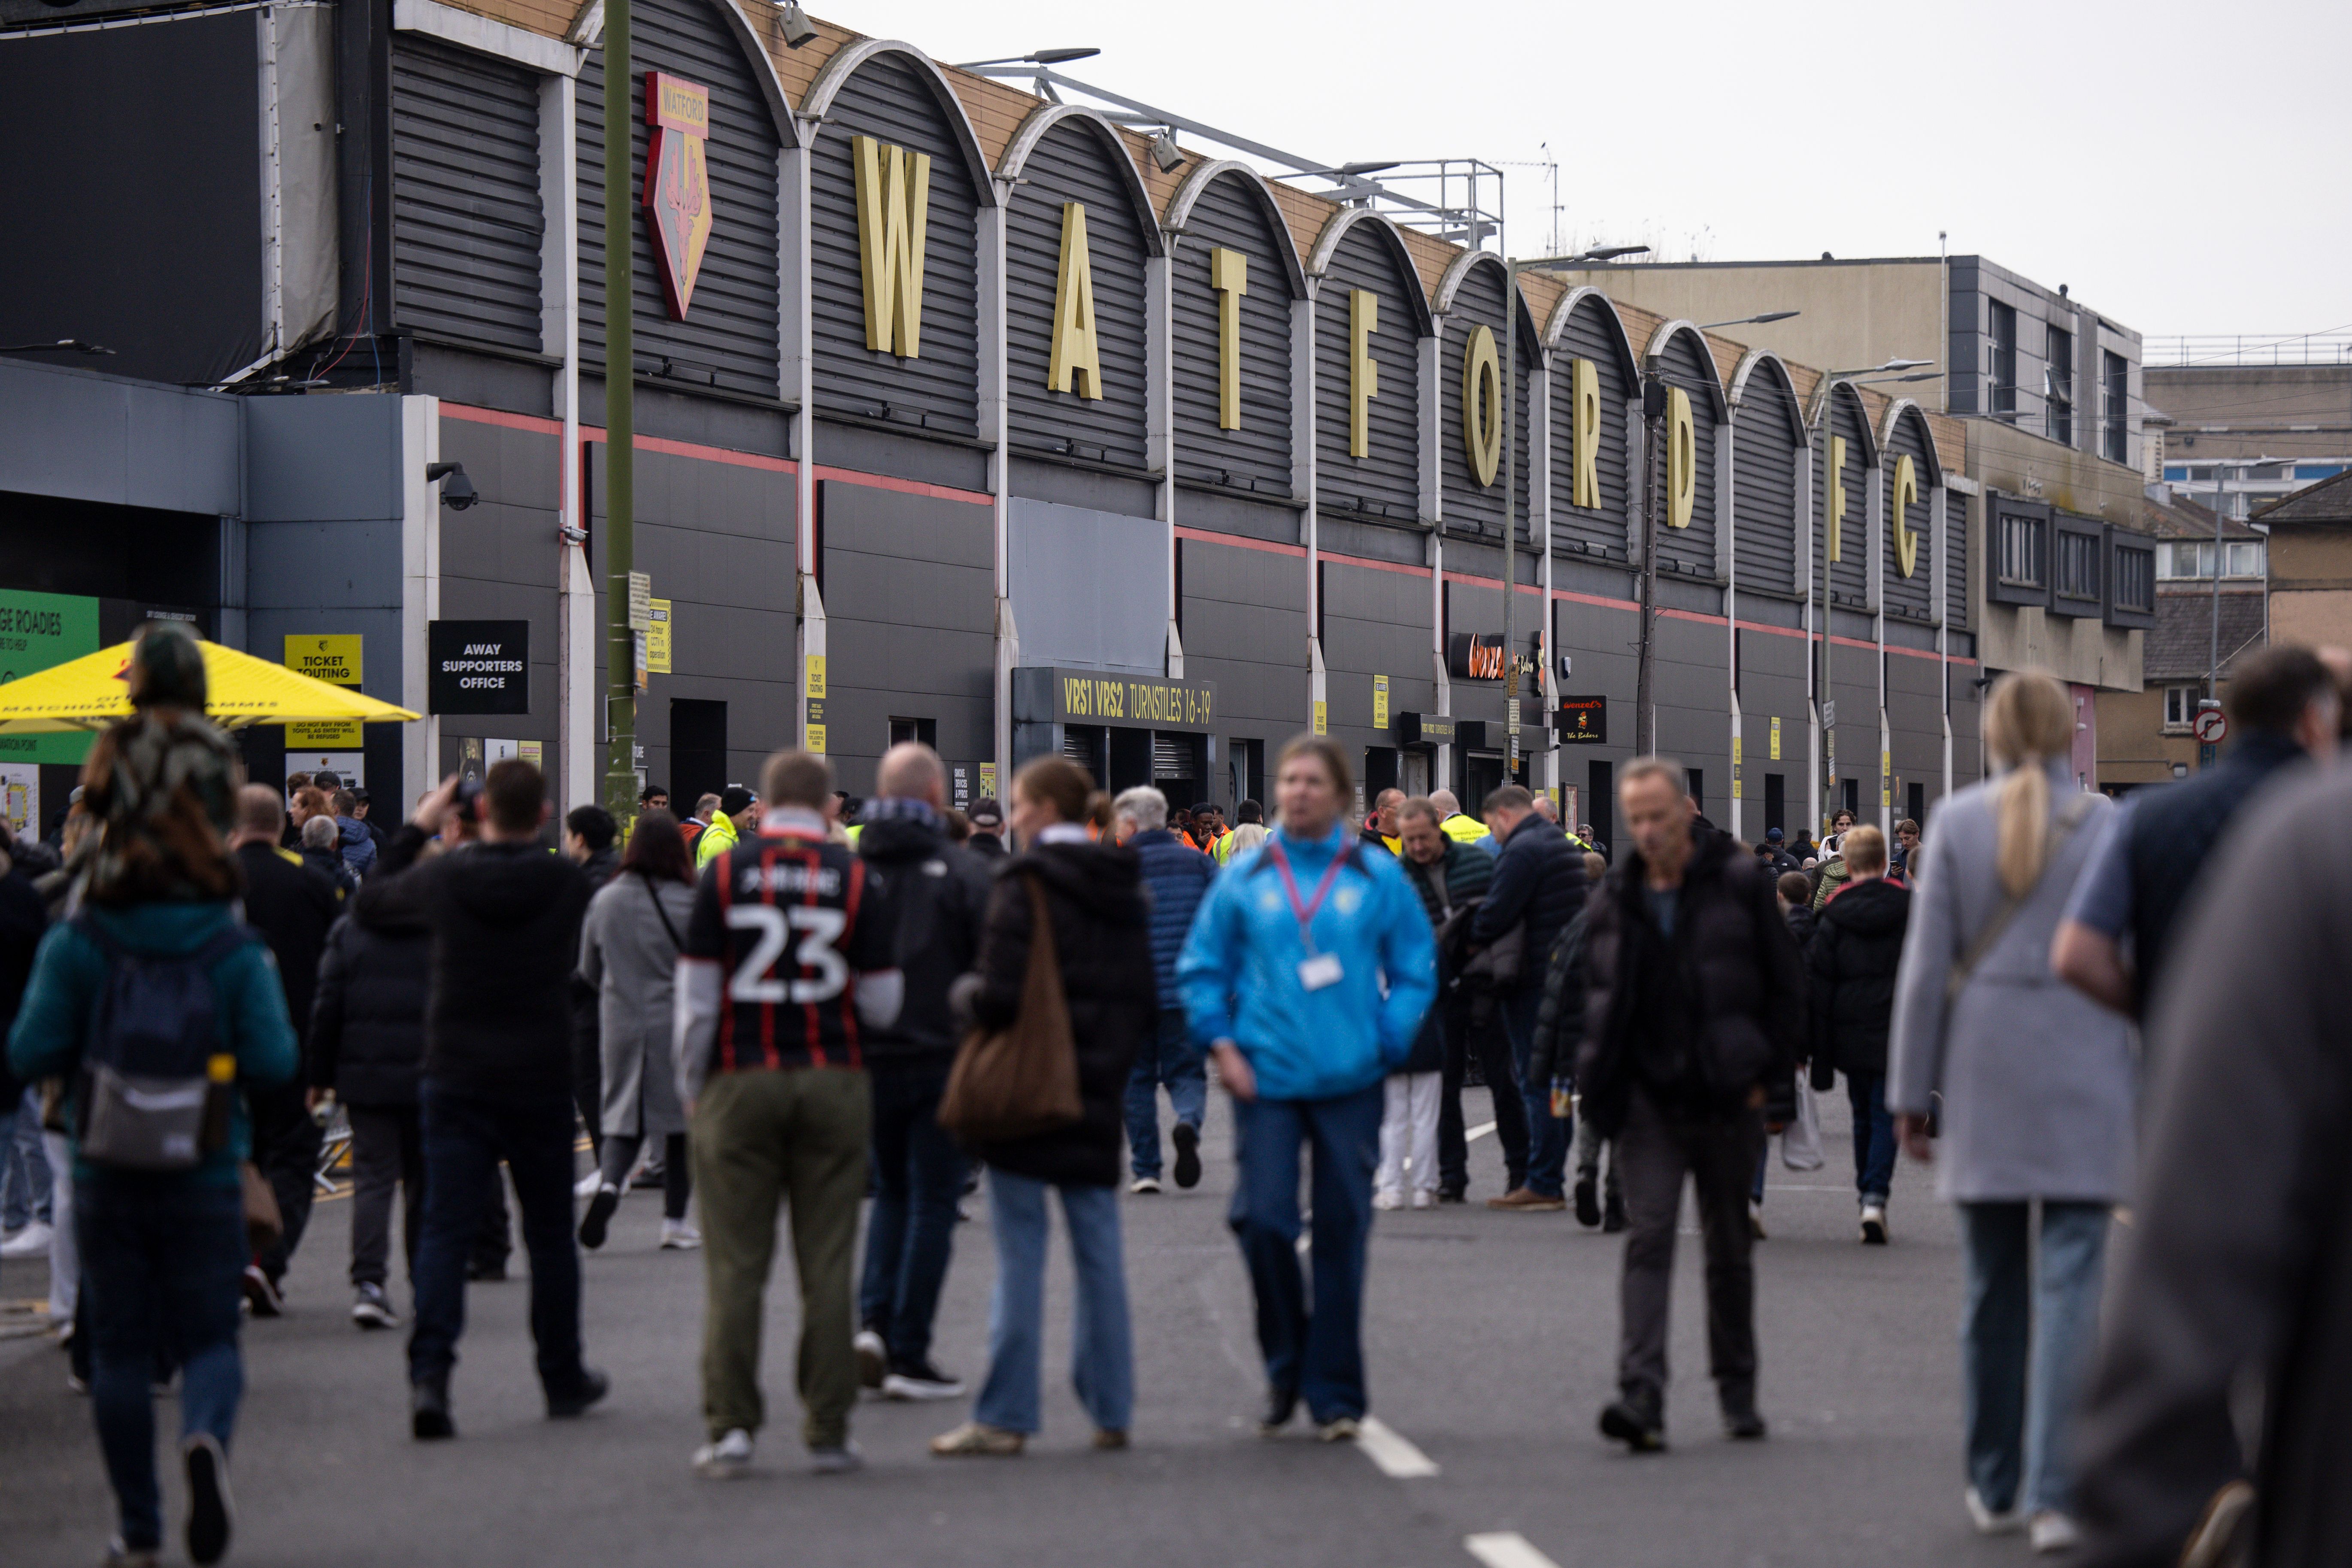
[7,622,298,1568]
[576,809,700,1253]
[1886,672,2133,1553]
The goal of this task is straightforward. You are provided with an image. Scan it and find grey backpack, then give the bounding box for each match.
[73,917,248,1171]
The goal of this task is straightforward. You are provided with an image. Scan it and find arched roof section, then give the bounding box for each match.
[1161,159,1306,297]
[1727,349,1807,446]
[997,104,1163,257]
[1639,320,1729,421]
[1540,286,1638,382]
[1812,378,1879,467]
[568,0,798,146]
[1433,250,1540,346]
[1304,207,1434,338]
[1877,398,1943,487]
[799,38,994,203]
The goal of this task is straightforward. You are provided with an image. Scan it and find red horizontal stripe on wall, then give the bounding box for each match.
[441,403,563,436]
[1175,527,1305,558]
[813,466,990,505]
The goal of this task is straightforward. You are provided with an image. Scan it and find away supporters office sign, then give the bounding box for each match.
[429,621,529,715]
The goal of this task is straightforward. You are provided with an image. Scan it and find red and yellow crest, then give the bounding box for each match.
[643,73,714,318]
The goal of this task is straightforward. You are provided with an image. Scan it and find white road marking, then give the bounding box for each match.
[1467,1120,1497,1143]
[1465,1532,1561,1568]
[1354,1416,1438,1478]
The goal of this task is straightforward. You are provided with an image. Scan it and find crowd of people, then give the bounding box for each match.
[4,617,2347,1568]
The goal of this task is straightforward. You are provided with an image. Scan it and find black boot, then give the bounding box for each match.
[1598,1390,1665,1453]
[1602,1189,1628,1233]
[1720,1381,1767,1441]
[546,1365,610,1419]
[411,1377,455,1440]
[1573,1173,1600,1228]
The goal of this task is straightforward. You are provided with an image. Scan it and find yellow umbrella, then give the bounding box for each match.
[0,637,421,734]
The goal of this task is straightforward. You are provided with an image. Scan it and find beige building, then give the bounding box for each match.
[2095,493,2265,789]
[2258,470,2352,650]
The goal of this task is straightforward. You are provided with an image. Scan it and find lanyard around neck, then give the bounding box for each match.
[1266,837,1352,943]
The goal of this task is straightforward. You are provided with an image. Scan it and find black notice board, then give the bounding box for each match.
[428,620,530,715]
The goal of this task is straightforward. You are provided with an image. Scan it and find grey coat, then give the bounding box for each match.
[579,870,697,1141]
[1885,761,2135,1204]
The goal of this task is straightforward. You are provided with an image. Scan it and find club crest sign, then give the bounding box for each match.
[643,73,714,318]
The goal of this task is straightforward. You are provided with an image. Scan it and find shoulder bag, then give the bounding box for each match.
[938,875,1083,1143]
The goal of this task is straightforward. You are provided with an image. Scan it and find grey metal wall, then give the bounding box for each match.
[1652,328,1719,579]
[1888,648,1943,819]
[1548,295,1633,563]
[1731,362,1803,600]
[577,0,783,403]
[1005,120,1150,473]
[1178,536,1306,729]
[817,478,994,792]
[1946,487,1969,631]
[1319,558,1434,737]
[1008,496,1162,674]
[1819,386,1872,609]
[1882,406,1937,623]
[1172,171,1294,498]
[391,37,542,355]
[1313,222,1422,526]
[1439,259,1531,542]
[440,416,563,764]
[1735,625,1810,823]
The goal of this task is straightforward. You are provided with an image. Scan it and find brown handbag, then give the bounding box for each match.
[938,875,1083,1143]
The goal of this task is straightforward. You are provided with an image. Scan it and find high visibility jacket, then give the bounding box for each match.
[694,810,740,869]
[1440,813,1487,846]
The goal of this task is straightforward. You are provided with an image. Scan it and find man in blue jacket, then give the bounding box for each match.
[1471,785,1585,1210]
[1114,786,1216,1193]
[1178,736,1436,1441]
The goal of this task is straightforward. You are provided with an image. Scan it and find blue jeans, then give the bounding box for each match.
[3,1086,52,1230]
[1500,988,1567,1198]
[974,1170,1132,1435]
[77,1177,245,1553]
[1124,1007,1206,1180]
[408,1085,586,1394]
[1846,1071,1895,1207]
[858,1064,964,1368]
[1958,1201,2110,1516]
[1228,1081,1383,1422]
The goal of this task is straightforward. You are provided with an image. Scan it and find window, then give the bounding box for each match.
[2057,529,2102,601]
[2161,541,2208,579]
[2225,541,2265,578]
[1998,510,2046,586]
[1988,301,2018,418]
[2113,545,2153,613]
[2163,686,2203,731]
[2295,464,2346,480]
[2164,464,2190,482]
[2046,324,2073,444]
[2102,351,2129,464]
[888,716,937,748]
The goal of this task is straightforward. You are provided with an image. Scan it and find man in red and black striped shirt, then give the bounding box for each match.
[674,750,900,1478]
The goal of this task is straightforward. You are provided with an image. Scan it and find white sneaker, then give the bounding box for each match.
[1372,1191,1404,1211]
[0,1219,54,1258]
[1860,1204,1888,1245]
[1410,1190,1437,1210]
[1129,1176,1162,1195]
[2028,1512,2081,1554]
[573,1170,603,1199]
[659,1219,702,1250]
[694,1428,755,1479]
[1965,1486,2025,1535]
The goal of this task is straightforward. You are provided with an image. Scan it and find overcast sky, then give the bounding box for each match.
[812,0,2349,344]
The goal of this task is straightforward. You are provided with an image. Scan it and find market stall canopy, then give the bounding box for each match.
[0,638,421,734]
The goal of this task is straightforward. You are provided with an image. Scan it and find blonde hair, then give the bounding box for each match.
[1981,671,2075,897]
[1842,823,1888,874]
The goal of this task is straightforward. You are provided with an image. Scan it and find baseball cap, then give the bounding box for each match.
[967,797,1004,829]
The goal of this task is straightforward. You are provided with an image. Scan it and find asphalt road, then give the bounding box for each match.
[1,1088,2039,1568]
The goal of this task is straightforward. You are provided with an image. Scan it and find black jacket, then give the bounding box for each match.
[1574,827,1806,1134]
[309,902,429,1106]
[1804,877,1910,1083]
[302,843,357,896]
[1782,902,1816,955]
[0,863,46,1106]
[858,810,994,1070]
[967,831,1006,860]
[1528,907,1591,1089]
[965,842,1155,1186]
[359,825,593,1101]
[1472,814,1584,992]
[234,841,340,1048]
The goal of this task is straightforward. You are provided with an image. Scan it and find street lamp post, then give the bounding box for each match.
[1502,245,1649,780]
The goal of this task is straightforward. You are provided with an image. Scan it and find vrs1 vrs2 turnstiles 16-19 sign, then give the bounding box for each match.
[428,620,530,715]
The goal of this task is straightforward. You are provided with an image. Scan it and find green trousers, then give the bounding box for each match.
[690,1067,871,1448]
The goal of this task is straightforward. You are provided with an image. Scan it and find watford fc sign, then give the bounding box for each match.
[644,73,714,318]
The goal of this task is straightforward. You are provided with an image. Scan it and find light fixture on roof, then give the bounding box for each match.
[1147,128,1184,173]
[1699,309,1800,328]
[954,47,1102,67]
[776,1,817,48]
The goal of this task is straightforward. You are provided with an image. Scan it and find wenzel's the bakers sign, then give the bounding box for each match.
[644,73,714,318]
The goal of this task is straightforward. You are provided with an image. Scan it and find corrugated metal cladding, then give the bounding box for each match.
[576,0,782,401]
[1652,328,1718,579]
[1882,408,1936,621]
[1548,296,1632,561]
[1946,488,1968,630]
[1440,262,1532,541]
[1173,173,1293,497]
[1731,363,1802,598]
[1005,120,1149,473]
[1820,389,1871,607]
[809,54,981,439]
[391,37,543,354]
[1314,222,1421,526]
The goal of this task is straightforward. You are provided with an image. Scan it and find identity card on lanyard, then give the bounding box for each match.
[1268,839,1352,992]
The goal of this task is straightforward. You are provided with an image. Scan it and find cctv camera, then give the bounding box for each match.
[427,461,479,511]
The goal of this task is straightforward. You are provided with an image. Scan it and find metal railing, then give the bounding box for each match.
[2145,333,2352,367]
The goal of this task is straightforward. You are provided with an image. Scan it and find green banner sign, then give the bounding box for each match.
[0,588,101,766]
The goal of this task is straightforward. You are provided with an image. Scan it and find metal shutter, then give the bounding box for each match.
[1731,371,1800,597]
[1946,488,1969,630]
[391,37,543,353]
[1152,734,1188,779]
[1171,171,1292,496]
[1314,224,1421,525]
[1438,261,1531,543]
[1653,330,1718,579]
[1549,297,1633,561]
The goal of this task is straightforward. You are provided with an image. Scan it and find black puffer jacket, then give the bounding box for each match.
[858,809,994,1071]
[1575,827,1806,1134]
[1472,815,1585,993]
[965,841,1155,1186]
[309,903,429,1106]
[1805,876,1910,1083]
